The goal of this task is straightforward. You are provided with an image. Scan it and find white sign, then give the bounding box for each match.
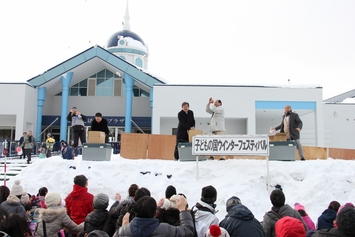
[192,135,269,156]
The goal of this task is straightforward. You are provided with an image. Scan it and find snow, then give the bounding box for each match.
[5,155,355,224]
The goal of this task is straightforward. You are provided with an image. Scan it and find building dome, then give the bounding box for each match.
[106,30,145,48]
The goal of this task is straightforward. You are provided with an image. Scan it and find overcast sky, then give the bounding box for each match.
[1,0,354,99]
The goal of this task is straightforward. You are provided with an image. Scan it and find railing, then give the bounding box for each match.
[0,141,62,158]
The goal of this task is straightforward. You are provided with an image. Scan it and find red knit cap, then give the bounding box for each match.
[209,224,221,237]
[275,216,306,237]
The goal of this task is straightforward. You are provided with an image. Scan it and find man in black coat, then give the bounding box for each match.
[91,112,110,143]
[219,196,264,237]
[174,102,195,160]
[272,105,305,160]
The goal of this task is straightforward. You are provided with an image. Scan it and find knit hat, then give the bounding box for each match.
[161,198,171,210]
[87,230,109,237]
[74,175,88,187]
[165,185,177,199]
[294,203,306,211]
[47,133,51,137]
[170,195,182,209]
[20,192,29,205]
[205,224,229,237]
[11,180,24,196]
[336,206,355,235]
[45,192,61,207]
[337,202,355,214]
[226,196,242,212]
[270,190,285,207]
[275,216,306,237]
[201,185,217,204]
[93,193,109,209]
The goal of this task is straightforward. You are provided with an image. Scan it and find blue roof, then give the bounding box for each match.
[27,45,164,88]
[107,30,145,47]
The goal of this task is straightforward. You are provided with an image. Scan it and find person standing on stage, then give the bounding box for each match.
[91,112,110,143]
[67,107,87,150]
[271,105,305,161]
[174,102,195,160]
[206,97,226,160]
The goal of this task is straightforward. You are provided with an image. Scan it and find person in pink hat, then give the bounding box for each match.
[294,203,316,231]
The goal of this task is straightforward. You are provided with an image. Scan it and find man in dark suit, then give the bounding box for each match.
[272,105,305,160]
[91,112,110,143]
[174,102,195,160]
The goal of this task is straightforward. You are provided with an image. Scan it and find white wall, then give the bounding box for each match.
[323,103,355,149]
[152,85,324,146]
[0,84,37,139]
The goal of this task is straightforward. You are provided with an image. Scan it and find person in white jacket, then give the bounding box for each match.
[206,97,226,160]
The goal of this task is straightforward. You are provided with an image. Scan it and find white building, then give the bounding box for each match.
[0,3,354,151]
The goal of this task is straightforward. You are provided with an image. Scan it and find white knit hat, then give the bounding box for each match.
[45,192,61,207]
[11,180,24,196]
[20,191,29,205]
[161,199,171,210]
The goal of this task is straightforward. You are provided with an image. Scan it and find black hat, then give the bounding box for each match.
[201,185,217,204]
[226,196,242,212]
[165,185,177,199]
[74,175,87,187]
[336,206,355,235]
[270,190,285,207]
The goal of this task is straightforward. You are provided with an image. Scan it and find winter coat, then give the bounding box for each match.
[84,209,109,233]
[206,105,225,132]
[46,137,55,151]
[156,208,181,226]
[65,184,94,224]
[317,209,337,230]
[114,211,194,237]
[35,207,83,237]
[22,134,35,149]
[191,201,219,237]
[176,110,195,142]
[219,204,264,237]
[274,111,303,140]
[302,215,316,231]
[0,195,27,218]
[91,118,110,135]
[312,228,353,237]
[67,112,87,129]
[115,197,135,229]
[263,204,308,237]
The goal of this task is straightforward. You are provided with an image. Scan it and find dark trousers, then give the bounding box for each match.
[73,130,86,148]
[24,149,32,162]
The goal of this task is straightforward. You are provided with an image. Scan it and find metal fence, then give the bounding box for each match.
[0,141,62,158]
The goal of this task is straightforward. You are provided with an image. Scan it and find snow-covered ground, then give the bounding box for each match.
[4,155,355,223]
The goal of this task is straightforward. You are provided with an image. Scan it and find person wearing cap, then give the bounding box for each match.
[45,133,55,158]
[190,185,219,237]
[35,192,83,237]
[91,112,110,143]
[219,196,264,237]
[67,107,87,150]
[206,97,226,160]
[312,206,355,237]
[294,203,316,231]
[65,175,94,225]
[263,190,308,237]
[114,195,194,237]
[84,193,110,233]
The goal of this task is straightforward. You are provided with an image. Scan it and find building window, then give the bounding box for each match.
[69,79,88,96]
[96,70,114,96]
[135,58,143,67]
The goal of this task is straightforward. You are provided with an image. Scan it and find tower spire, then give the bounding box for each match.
[123,0,131,31]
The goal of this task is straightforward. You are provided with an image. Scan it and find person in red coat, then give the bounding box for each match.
[65,175,94,224]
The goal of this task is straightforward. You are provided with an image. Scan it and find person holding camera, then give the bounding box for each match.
[67,107,87,150]
[206,97,226,160]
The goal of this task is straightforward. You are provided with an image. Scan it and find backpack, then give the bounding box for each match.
[62,145,73,160]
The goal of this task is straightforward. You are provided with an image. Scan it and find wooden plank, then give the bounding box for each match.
[303,146,328,160]
[120,133,149,159]
[329,148,355,160]
[147,134,175,160]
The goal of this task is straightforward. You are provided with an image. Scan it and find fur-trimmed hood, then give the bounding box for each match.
[39,207,67,223]
[6,194,21,204]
